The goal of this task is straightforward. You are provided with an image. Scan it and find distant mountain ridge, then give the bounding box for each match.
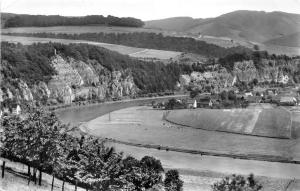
[145,17,204,32]
[145,10,300,47]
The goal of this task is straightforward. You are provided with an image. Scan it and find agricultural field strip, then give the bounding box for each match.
[129,49,149,56]
[166,108,291,138]
[1,35,181,59]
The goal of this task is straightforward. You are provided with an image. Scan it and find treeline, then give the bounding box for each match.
[1,106,183,190]
[1,42,183,93]
[1,42,57,85]
[4,14,144,28]
[4,32,252,58]
[218,50,294,71]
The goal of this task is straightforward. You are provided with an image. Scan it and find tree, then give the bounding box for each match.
[228,90,236,101]
[252,78,258,86]
[121,156,164,190]
[212,174,262,191]
[2,107,64,185]
[164,170,183,191]
[253,45,260,51]
[1,105,170,190]
[220,91,228,101]
[165,98,177,110]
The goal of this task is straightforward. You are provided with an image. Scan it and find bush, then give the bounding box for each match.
[164,170,183,191]
[212,174,262,191]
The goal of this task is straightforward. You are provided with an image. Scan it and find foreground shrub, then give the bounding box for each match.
[164,169,183,191]
[212,174,262,191]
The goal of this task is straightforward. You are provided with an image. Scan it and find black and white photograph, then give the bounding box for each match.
[0,0,300,190]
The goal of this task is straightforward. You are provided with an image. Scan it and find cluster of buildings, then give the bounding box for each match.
[0,104,22,119]
[155,86,300,110]
[242,87,299,106]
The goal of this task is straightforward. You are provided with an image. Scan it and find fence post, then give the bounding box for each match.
[28,165,31,185]
[51,175,55,191]
[62,179,65,191]
[39,170,42,186]
[1,161,5,178]
[34,168,37,184]
[75,180,78,191]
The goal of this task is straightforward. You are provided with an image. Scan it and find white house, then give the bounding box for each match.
[244,92,253,97]
[193,100,197,109]
[12,105,21,115]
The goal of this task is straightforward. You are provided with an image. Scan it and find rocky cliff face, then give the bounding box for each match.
[179,58,300,92]
[1,55,138,105]
[233,59,300,84]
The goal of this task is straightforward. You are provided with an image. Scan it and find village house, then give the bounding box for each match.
[244,92,253,97]
[278,74,289,84]
[0,104,22,118]
[245,96,262,103]
[193,94,219,108]
[279,96,297,106]
[12,105,21,115]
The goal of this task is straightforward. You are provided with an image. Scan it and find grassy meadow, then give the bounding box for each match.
[166,108,291,138]
[1,35,181,60]
[82,106,298,161]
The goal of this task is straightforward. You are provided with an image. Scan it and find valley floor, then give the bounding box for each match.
[82,106,300,162]
[77,105,300,190]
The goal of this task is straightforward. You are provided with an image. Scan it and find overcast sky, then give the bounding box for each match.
[1,0,300,21]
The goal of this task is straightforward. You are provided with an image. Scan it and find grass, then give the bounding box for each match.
[82,106,298,160]
[1,35,181,60]
[1,26,164,34]
[0,158,85,191]
[1,157,294,191]
[253,109,291,138]
[107,142,299,191]
[129,49,181,60]
[166,108,291,138]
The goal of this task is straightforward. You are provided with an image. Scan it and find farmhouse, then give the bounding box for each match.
[196,96,214,108]
[186,99,197,109]
[279,96,297,106]
[245,96,262,103]
[244,92,253,97]
[278,74,289,84]
[12,105,21,115]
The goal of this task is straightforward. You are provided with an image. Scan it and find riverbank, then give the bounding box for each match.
[56,94,187,126]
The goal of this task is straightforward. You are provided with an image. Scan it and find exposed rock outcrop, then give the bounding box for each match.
[32,82,51,100]
[178,58,300,93]
[51,55,84,88]
[68,58,99,86]
[18,80,34,101]
[0,54,138,105]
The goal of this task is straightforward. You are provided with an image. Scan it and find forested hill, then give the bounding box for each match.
[3,14,144,28]
[4,32,252,58]
[1,42,182,93]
